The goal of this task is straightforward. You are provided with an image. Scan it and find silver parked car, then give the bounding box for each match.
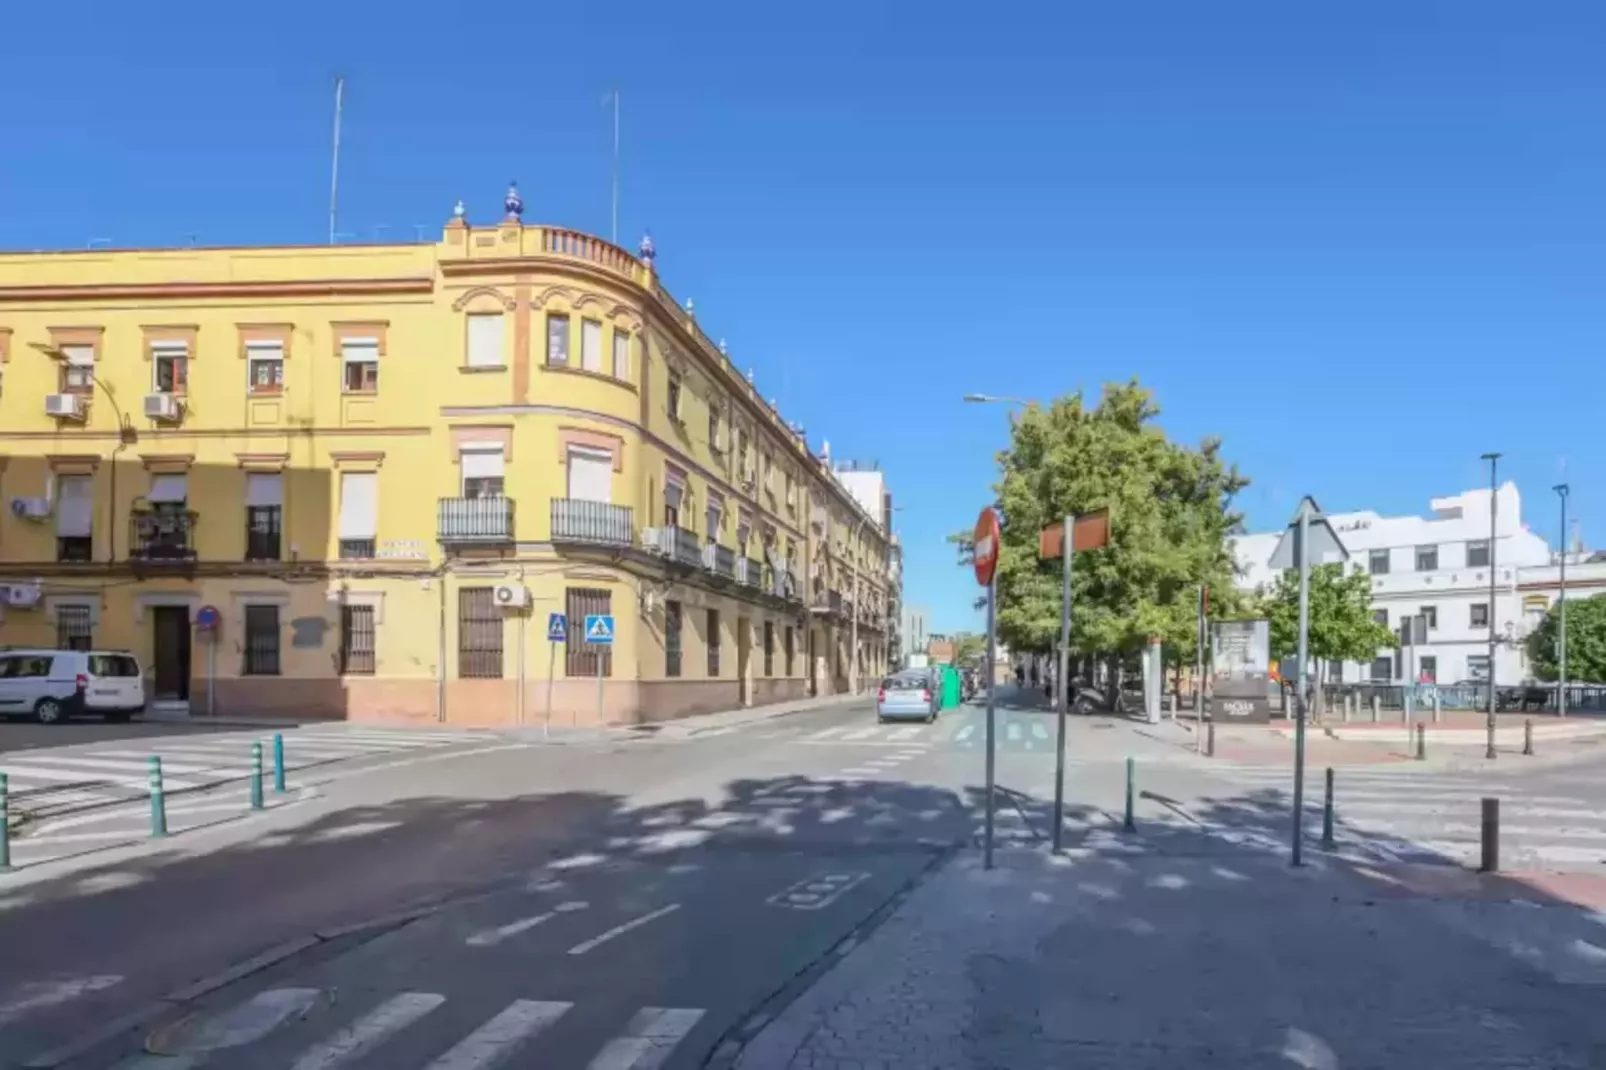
[877,669,938,723]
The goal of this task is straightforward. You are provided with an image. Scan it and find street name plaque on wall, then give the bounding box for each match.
[1210,619,1273,723]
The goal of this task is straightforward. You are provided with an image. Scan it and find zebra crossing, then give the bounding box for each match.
[1199,765,1606,869]
[0,972,706,1069]
[0,725,490,817]
[796,715,1059,751]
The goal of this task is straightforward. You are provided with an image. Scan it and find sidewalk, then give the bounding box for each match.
[737,845,1606,1069]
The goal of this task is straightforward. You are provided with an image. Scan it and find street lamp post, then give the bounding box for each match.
[1482,453,1501,760]
[1555,483,1570,717]
[31,343,133,563]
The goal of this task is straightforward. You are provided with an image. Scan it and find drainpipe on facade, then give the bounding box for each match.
[436,566,448,723]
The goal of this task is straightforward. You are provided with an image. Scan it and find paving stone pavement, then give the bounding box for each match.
[737,845,1606,1069]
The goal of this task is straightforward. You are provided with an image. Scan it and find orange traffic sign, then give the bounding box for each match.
[1038,508,1110,559]
[973,507,1001,587]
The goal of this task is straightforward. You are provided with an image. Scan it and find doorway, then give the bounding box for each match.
[152,606,191,702]
[736,617,751,706]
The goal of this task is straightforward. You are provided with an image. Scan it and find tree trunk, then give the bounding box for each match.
[1313,660,1326,719]
[1103,654,1122,711]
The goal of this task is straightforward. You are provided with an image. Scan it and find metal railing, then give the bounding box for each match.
[665,526,702,568]
[1320,682,1606,715]
[129,511,197,563]
[711,543,737,579]
[438,497,516,542]
[551,499,634,547]
[738,557,764,588]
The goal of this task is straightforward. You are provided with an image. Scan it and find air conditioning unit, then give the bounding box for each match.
[493,584,530,609]
[640,526,666,554]
[9,497,49,521]
[144,392,183,421]
[4,583,43,608]
[45,394,85,420]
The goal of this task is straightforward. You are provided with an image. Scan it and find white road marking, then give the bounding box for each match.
[162,988,323,1054]
[0,765,195,790]
[289,991,445,1070]
[422,1000,572,1070]
[766,872,870,911]
[1006,723,1022,742]
[567,904,681,955]
[1031,723,1049,740]
[837,768,879,777]
[466,913,556,946]
[4,756,223,776]
[889,726,922,741]
[807,727,850,741]
[955,725,976,743]
[586,1007,706,1070]
[842,727,881,741]
[0,975,121,1026]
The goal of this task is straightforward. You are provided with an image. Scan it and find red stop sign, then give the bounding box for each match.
[973,507,1001,587]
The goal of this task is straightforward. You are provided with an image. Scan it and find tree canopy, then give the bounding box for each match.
[954,380,1250,661]
[1258,562,1397,673]
[1527,594,1606,683]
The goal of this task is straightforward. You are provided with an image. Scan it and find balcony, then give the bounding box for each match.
[438,497,516,543]
[129,509,197,565]
[737,557,765,588]
[664,526,703,568]
[812,588,844,615]
[551,499,634,548]
[704,543,737,580]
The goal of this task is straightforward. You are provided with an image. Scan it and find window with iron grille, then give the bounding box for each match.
[458,587,503,678]
[340,604,376,675]
[243,604,281,676]
[1466,540,1490,568]
[57,537,93,563]
[1470,602,1489,628]
[246,506,281,561]
[706,609,720,676]
[565,587,613,677]
[764,621,775,676]
[785,626,794,676]
[1414,545,1439,571]
[339,538,376,559]
[665,600,682,678]
[1368,548,1390,575]
[56,605,92,651]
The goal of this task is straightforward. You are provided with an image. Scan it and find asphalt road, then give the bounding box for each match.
[3,696,1603,1069]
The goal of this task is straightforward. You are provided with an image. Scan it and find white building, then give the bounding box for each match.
[902,604,930,663]
[1232,483,1571,686]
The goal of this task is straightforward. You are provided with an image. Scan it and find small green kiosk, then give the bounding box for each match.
[939,665,962,710]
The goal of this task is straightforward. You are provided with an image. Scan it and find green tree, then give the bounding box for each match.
[954,381,1249,700]
[951,632,986,665]
[1527,594,1606,683]
[1258,562,1396,707]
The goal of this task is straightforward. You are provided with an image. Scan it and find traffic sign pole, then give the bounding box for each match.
[974,506,1001,871]
[546,613,566,739]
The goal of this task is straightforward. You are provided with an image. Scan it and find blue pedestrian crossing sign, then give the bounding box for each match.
[584,614,615,645]
[547,612,567,643]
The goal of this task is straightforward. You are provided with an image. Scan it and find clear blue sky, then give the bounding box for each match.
[5,2,1603,634]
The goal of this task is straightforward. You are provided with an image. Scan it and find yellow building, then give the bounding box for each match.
[0,190,891,727]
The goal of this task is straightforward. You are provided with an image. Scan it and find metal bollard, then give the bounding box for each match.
[1523,718,1534,757]
[1480,797,1500,872]
[1415,723,1426,761]
[1432,692,1441,724]
[0,772,10,872]
[250,742,264,811]
[149,756,167,838]
[273,733,287,794]
[1342,694,1352,723]
[1370,695,1380,723]
[1320,767,1335,850]
[1123,757,1137,833]
[1206,720,1216,758]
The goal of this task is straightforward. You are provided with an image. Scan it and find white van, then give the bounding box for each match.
[0,649,147,724]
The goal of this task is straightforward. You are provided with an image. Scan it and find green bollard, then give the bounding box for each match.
[250,742,265,811]
[1415,723,1426,761]
[1320,767,1335,850]
[1123,756,1137,833]
[273,734,286,794]
[149,756,167,838]
[0,772,11,872]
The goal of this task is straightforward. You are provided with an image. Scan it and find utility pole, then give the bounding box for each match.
[1555,482,1570,716]
[1482,453,1501,759]
[328,75,345,245]
[609,90,621,245]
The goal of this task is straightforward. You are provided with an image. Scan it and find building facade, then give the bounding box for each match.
[1232,483,1579,686]
[0,192,889,726]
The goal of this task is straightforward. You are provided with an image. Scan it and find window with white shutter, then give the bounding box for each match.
[546,314,569,366]
[565,447,613,503]
[460,447,506,499]
[246,341,284,394]
[56,476,93,537]
[580,320,603,372]
[147,474,188,504]
[245,473,283,561]
[338,472,379,557]
[466,313,504,368]
[612,329,631,379]
[341,337,379,393]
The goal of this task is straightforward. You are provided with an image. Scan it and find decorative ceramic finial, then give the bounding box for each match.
[684,298,694,316]
[638,233,656,263]
[504,183,524,221]
[746,368,755,383]
[453,200,466,219]
[718,338,728,355]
